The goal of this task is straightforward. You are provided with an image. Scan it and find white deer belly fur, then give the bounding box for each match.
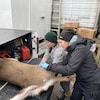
[10,79,55,100]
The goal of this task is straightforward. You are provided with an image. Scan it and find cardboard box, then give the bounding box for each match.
[77,28,96,39]
[63,21,79,32]
[63,21,79,29]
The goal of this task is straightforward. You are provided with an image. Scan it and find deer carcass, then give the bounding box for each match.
[0,58,75,100]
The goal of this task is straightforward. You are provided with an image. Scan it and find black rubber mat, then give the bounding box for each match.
[0,58,53,100]
[0,81,21,100]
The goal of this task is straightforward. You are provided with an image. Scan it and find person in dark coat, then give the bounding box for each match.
[40,29,100,100]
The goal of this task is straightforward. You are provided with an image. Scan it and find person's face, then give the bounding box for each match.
[58,39,69,50]
[45,40,55,48]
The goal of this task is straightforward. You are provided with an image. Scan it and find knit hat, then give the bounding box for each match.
[45,31,57,43]
[59,29,76,42]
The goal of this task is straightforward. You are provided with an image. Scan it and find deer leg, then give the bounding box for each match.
[10,75,75,100]
[10,85,38,100]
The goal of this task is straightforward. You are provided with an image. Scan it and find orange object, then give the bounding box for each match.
[63,21,79,32]
[77,28,96,39]
[21,46,30,60]
[0,50,11,58]
[63,21,79,29]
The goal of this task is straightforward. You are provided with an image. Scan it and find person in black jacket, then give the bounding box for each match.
[40,29,100,100]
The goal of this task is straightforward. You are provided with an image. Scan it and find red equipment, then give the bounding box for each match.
[21,46,30,60]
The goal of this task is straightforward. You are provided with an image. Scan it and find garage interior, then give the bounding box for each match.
[0,0,100,100]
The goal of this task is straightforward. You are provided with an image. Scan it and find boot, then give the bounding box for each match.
[64,90,72,97]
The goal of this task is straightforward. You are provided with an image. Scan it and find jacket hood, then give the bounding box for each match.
[67,35,87,52]
[73,35,87,45]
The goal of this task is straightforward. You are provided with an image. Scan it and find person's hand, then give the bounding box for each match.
[39,62,49,69]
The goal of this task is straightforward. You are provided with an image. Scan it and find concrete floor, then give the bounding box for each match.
[50,75,75,100]
[50,83,70,100]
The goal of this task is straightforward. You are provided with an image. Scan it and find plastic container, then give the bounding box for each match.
[21,45,30,60]
[12,47,21,60]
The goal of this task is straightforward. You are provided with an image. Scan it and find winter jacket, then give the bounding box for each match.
[47,35,100,84]
[43,44,66,63]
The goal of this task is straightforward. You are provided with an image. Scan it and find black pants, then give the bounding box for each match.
[60,81,70,93]
[70,81,100,100]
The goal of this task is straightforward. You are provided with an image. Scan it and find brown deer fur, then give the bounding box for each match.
[0,58,75,100]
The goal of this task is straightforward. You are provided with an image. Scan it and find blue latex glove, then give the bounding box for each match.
[39,62,49,69]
